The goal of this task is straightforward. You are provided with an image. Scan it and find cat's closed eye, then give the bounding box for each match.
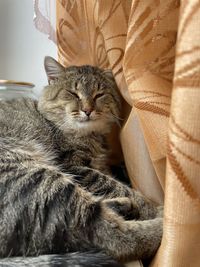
[94,93,104,101]
[69,91,80,100]
[74,82,78,89]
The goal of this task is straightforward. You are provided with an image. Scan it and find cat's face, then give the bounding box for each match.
[38,57,121,134]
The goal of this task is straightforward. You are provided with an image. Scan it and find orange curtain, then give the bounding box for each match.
[56,0,200,266]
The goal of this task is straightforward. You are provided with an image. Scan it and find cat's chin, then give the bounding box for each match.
[78,120,110,133]
[64,119,111,135]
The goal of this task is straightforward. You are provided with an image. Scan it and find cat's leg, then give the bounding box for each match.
[68,166,162,220]
[0,165,161,261]
[37,174,161,260]
[94,201,163,260]
[103,197,140,220]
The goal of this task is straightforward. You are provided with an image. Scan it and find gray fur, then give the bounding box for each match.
[0,57,163,266]
[0,251,124,267]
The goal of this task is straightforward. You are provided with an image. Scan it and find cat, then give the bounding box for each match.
[0,56,163,267]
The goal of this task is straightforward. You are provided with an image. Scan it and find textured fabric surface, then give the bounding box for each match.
[150,1,200,266]
[34,1,200,266]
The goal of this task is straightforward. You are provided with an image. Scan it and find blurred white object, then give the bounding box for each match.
[33,0,56,43]
[0,0,57,97]
[0,80,36,100]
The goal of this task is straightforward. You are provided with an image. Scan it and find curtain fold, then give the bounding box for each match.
[123,0,179,192]
[34,0,200,266]
[151,0,200,266]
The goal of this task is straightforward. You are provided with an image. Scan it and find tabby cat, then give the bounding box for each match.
[0,57,162,267]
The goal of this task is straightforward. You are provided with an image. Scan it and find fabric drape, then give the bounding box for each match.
[151,0,200,266]
[34,0,200,266]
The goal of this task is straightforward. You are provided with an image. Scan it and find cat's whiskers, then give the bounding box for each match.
[71,111,79,115]
[111,112,123,121]
[104,112,122,127]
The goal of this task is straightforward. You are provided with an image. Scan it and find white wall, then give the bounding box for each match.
[0,0,57,95]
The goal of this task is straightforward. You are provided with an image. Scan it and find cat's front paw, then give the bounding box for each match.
[102,197,140,220]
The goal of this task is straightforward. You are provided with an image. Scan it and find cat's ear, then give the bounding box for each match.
[102,69,114,80]
[44,56,65,83]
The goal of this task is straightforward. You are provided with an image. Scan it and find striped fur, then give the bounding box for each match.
[0,251,124,267]
[0,57,163,266]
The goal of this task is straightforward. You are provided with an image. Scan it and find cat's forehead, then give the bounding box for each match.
[64,65,104,82]
[61,65,114,93]
[65,65,101,74]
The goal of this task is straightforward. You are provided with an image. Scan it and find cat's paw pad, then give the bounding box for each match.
[103,197,140,220]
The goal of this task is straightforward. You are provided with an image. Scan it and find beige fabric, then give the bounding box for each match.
[121,108,164,204]
[123,0,178,193]
[125,260,143,267]
[150,0,200,266]
[56,0,200,266]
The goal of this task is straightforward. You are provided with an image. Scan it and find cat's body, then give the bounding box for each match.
[0,57,162,266]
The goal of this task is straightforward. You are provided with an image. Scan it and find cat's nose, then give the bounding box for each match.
[82,108,93,116]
